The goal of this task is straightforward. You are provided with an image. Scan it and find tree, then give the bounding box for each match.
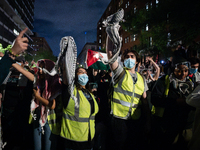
[122,0,200,57]
[25,48,57,63]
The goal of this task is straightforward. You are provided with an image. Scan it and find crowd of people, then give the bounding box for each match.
[1,12,200,150]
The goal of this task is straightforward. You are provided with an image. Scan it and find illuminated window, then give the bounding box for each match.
[150,37,152,46]
[13,29,19,35]
[146,24,148,31]
[99,39,101,43]
[156,0,159,7]
[134,5,137,13]
[146,3,148,10]
[132,34,137,41]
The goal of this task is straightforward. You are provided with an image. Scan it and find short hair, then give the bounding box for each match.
[121,49,140,63]
[188,57,199,65]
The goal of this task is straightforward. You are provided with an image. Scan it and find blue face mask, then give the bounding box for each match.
[78,74,89,86]
[190,68,198,74]
[124,58,136,69]
[16,62,22,66]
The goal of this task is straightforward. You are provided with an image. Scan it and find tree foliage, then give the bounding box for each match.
[122,0,200,57]
[25,48,57,63]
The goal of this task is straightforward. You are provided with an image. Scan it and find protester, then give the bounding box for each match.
[0,28,29,85]
[186,84,200,150]
[151,56,194,150]
[141,56,160,84]
[94,69,112,150]
[1,56,32,149]
[30,59,62,150]
[188,57,200,87]
[60,67,99,150]
[103,9,150,149]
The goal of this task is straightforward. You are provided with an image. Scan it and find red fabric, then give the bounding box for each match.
[87,49,99,67]
[31,67,38,74]
[31,59,62,126]
[189,74,193,78]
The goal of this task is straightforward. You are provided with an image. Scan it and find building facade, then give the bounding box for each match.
[30,33,53,56]
[97,0,158,53]
[0,0,35,52]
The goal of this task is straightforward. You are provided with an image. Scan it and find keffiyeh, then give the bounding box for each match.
[30,59,62,128]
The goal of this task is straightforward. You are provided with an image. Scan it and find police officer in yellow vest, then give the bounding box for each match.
[60,67,99,150]
[151,56,194,150]
[106,35,150,150]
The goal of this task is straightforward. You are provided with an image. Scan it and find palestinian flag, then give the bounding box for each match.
[86,49,110,70]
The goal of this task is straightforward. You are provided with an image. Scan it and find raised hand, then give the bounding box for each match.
[11,28,29,55]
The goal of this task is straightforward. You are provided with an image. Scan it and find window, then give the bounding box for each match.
[109,6,112,11]
[146,3,148,10]
[125,37,129,43]
[134,5,137,13]
[99,39,101,43]
[99,27,101,30]
[167,33,171,46]
[167,13,169,22]
[146,24,148,31]
[99,34,101,37]
[119,0,123,6]
[13,29,19,35]
[156,0,159,7]
[150,37,152,46]
[99,46,101,50]
[131,34,137,41]
[126,1,129,8]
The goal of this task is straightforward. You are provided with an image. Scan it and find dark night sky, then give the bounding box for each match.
[33,0,111,56]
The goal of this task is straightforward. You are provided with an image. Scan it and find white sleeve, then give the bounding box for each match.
[186,84,200,108]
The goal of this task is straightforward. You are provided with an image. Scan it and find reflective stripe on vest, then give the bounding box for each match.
[60,87,99,142]
[111,70,144,120]
[48,95,62,135]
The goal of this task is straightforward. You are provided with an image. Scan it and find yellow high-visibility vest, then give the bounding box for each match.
[111,69,144,120]
[60,87,99,142]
